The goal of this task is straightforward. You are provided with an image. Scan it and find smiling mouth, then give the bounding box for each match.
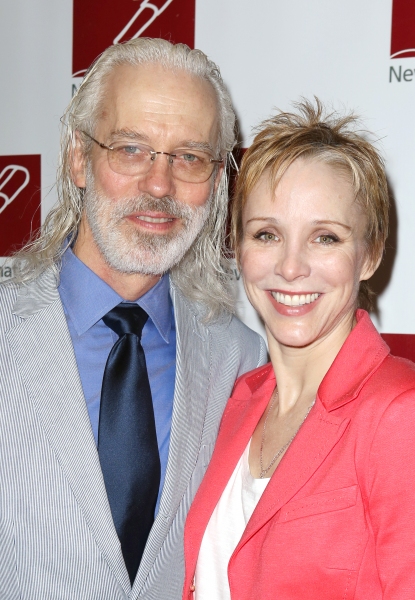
[271,291,321,306]
[136,215,175,223]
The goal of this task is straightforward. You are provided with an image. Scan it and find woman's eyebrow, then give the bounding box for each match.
[245,217,279,225]
[313,220,352,232]
[245,218,353,232]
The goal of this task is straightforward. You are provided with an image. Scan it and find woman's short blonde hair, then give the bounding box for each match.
[231,98,389,311]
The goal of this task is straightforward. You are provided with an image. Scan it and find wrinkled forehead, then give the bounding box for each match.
[94,63,220,148]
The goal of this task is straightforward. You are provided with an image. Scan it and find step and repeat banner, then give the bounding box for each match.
[0,0,414,357]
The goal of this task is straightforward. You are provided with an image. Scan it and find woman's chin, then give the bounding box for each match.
[266,325,319,350]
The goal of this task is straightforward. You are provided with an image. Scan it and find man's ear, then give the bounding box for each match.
[71,131,87,188]
[213,164,224,194]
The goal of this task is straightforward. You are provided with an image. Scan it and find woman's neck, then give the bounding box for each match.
[267,311,356,414]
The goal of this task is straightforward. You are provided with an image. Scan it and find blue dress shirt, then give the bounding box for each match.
[58,248,176,515]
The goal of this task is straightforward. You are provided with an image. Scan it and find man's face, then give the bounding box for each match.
[72,63,222,275]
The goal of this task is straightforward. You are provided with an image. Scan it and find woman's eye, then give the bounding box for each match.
[315,234,337,245]
[255,232,278,242]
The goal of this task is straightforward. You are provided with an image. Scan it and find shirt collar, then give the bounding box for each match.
[58,247,172,342]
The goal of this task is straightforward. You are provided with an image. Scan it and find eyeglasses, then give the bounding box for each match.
[81,131,224,183]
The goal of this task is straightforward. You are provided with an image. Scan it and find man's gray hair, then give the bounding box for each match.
[11,38,237,320]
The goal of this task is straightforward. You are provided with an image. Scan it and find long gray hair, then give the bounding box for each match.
[11,38,237,320]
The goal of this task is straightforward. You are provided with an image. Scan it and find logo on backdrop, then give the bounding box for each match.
[72,0,196,77]
[0,155,41,256]
[391,0,415,59]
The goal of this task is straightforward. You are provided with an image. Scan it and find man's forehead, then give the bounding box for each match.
[94,62,220,147]
[100,63,218,118]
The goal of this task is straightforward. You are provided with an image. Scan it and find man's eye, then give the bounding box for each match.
[175,150,209,164]
[179,153,200,163]
[121,145,142,155]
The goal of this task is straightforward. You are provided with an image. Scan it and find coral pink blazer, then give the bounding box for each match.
[183,311,415,599]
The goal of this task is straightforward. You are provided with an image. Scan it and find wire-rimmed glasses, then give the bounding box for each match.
[81,131,224,183]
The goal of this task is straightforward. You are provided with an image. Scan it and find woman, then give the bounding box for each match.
[182,100,415,599]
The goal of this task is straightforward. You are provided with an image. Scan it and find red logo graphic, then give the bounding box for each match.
[0,155,41,256]
[73,0,196,77]
[391,0,415,58]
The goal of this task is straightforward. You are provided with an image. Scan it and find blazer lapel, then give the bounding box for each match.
[7,271,130,593]
[238,398,350,547]
[184,368,350,576]
[133,283,213,593]
[184,367,275,572]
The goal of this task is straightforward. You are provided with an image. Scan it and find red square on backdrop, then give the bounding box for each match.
[391,0,415,58]
[0,155,41,256]
[73,0,196,77]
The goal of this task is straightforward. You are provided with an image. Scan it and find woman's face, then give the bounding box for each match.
[240,157,375,351]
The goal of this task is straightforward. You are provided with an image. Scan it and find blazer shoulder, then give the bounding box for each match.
[212,313,268,371]
[346,353,415,429]
[370,352,415,394]
[372,354,415,406]
[171,282,267,370]
[225,313,264,344]
[0,280,22,331]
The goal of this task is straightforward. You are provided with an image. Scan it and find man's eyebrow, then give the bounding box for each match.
[176,140,216,154]
[313,220,352,232]
[109,131,215,154]
[109,129,151,143]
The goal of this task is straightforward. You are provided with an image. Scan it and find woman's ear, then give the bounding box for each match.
[359,251,383,282]
[71,131,87,188]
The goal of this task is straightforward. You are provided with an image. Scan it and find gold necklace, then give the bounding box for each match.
[259,389,315,479]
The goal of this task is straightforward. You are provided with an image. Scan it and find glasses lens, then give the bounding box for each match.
[172,150,215,183]
[107,144,219,183]
[108,143,149,176]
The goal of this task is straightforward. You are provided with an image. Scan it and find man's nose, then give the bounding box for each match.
[137,154,176,199]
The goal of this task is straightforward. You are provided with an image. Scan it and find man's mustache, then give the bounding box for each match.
[105,194,194,221]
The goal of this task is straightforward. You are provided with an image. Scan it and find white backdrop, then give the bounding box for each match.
[1,0,414,350]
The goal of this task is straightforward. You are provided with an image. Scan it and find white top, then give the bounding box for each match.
[194,441,270,600]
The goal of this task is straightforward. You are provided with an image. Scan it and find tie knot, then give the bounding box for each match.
[102,304,149,338]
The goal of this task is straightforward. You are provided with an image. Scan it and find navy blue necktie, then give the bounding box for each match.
[98,304,161,584]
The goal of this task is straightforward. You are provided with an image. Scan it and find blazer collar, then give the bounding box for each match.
[317,309,389,411]
[241,310,389,413]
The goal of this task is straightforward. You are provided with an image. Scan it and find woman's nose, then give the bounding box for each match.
[277,243,311,282]
[137,154,176,199]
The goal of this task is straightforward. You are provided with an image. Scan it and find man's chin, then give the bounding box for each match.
[99,241,190,276]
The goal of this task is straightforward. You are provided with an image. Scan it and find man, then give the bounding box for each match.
[0,39,266,599]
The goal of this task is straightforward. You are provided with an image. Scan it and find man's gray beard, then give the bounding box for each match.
[83,183,212,276]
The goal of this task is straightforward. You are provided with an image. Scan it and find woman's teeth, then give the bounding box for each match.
[271,292,320,306]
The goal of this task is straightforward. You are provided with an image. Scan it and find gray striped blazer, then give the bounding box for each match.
[0,269,267,599]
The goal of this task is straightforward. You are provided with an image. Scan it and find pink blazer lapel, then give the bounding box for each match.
[236,397,350,550]
[184,368,275,573]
